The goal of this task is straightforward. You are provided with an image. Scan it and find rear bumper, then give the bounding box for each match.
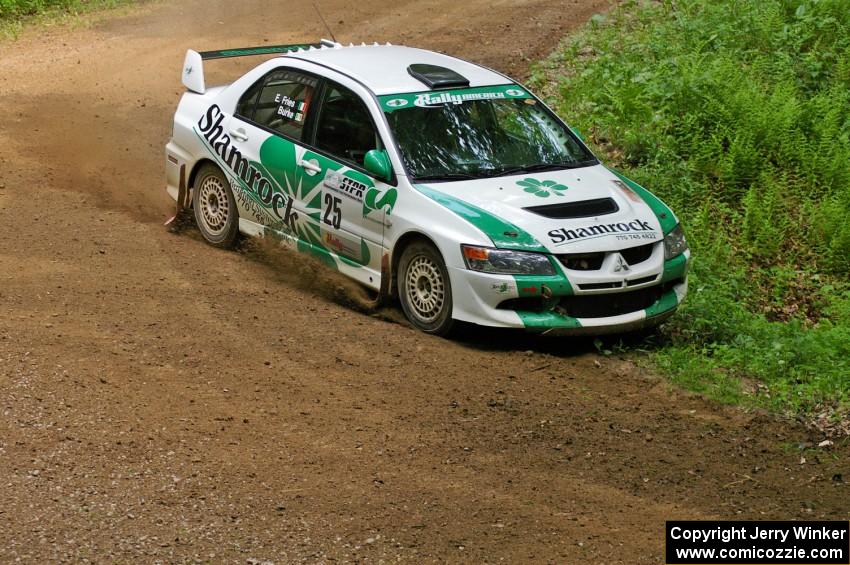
[165,141,194,205]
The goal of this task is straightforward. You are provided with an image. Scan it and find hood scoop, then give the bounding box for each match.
[524,197,618,219]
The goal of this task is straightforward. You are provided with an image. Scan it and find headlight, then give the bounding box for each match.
[461,245,555,275]
[664,224,689,260]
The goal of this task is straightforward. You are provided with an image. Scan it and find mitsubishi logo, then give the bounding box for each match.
[613,254,630,273]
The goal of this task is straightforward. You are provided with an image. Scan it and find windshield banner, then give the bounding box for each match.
[379,85,532,113]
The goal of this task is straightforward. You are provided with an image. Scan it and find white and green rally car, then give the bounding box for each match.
[165,40,690,335]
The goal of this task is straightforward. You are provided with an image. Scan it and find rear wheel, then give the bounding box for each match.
[192,163,238,248]
[397,241,454,336]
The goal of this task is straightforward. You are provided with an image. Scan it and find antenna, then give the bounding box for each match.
[313,2,337,43]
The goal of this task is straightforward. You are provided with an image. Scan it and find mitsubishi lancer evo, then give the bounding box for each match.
[165,40,690,335]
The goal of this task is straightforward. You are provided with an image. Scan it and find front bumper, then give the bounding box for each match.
[512,279,686,334]
[449,251,690,333]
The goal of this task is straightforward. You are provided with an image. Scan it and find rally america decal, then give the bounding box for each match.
[549,219,659,246]
[379,85,532,113]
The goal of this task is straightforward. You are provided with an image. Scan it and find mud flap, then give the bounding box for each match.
[165,164,191,230]
[357,253,390,310]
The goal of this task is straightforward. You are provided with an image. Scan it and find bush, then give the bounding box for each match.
[0,0,128,21]
[532,0,850,414]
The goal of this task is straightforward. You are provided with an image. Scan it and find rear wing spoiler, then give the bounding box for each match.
[181,39,338,94]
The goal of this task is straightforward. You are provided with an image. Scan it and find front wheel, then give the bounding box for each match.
[192,163,239,248]
[397,241,455,336]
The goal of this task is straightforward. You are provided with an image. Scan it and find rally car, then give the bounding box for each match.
[165,39,690,335]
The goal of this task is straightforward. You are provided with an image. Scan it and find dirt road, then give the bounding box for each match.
[0,0,846,562]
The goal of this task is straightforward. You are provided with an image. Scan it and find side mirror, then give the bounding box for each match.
[570,126,585,142]
[364,149,392,182]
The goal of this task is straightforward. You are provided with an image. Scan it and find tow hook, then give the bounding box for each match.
[541,284,559,311]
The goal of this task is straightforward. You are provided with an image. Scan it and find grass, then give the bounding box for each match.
[531,0,850,420]
[0,0,137,35]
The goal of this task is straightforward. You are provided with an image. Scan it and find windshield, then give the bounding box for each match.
[380,86,597,181]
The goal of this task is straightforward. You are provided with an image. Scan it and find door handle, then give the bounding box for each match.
[299,159,322,176]
[229,128,249,142]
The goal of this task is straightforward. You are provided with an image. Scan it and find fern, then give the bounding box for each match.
[531,0,850,414]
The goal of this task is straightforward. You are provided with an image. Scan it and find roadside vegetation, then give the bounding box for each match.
[0,0,134,33]
[531,0,850,422]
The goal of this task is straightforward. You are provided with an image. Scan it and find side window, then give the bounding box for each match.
[250,69,318,141]
[314,83,379,167]
[235,77,263,120]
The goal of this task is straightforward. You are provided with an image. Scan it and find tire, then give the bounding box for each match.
[397,240,455,336]
[192,163,239,248]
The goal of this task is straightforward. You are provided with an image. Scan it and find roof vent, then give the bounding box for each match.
[407,64,470,89]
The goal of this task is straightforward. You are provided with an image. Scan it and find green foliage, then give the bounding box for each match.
[0,0,130,23]
[2,0,73,19]
[532,0,850,413]
[664,260,850,412]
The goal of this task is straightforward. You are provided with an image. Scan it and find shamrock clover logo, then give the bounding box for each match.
[517,178,569,198]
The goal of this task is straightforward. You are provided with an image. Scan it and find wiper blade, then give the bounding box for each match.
[413,173,483,182]
[488,160,597,177]
[560,159,599,169]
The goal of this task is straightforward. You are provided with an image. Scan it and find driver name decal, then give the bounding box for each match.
[275,93,307,123]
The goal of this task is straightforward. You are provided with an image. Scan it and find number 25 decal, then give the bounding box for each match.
[323,193,342,230]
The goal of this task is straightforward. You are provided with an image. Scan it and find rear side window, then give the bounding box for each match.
[235,78,263,118]
[238,68,318,141]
